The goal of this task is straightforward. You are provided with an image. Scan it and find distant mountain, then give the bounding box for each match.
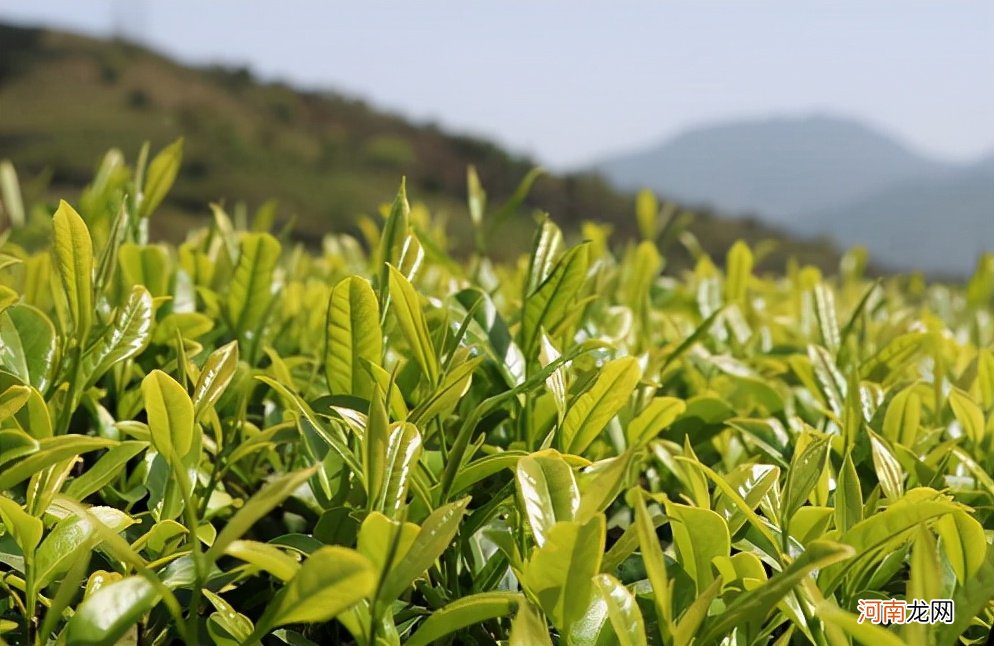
[798,157,994,276]
[592,115,993,275]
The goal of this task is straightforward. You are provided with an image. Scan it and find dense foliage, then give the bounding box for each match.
[1,142,993,646]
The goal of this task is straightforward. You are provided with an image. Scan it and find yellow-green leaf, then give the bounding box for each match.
[562,357,641,455]
[949,387,984,444]
[326,276,381,397]
[140,138,183,218]
[52,200,94,340]
[387,264,438,385]
[516,450,580,547]
[142,370,196,462]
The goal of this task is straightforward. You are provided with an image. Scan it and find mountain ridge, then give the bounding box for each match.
[593,114,993,275]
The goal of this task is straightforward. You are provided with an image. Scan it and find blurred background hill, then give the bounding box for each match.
[0,23,843,272]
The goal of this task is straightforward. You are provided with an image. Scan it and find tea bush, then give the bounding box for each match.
[1,141,993,645]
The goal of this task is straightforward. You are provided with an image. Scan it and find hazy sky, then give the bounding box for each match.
[3,1,992,170]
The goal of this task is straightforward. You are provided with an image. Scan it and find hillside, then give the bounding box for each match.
[0,23,843,272]
[592,114,993,275]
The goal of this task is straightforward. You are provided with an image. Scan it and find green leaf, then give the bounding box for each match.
[261,546,374,629]
[816,601,906,646]
[665,501,729,592]
[860,332,927,380]
[908,523,941,602]
[387,264,439,385]
[682,460,780,555]
[932,545,994,645]
[140,138,183,218]
[357,511,420,578]
[80,285,153,389]
[409,354,483,426]
[326,276,381,398]
[522,515,605,634]
[576,450,636,523]
[224,540,301,582]
[118,243,170,297]
[934,511,988,585]
[515,450,580,546]
[0,494,43,557]
[0,304,58,393]
[0,384,30,422]
[699,540,855,642]
[466,166,486,228]
[52,200,94,340]
[0,435,116,490]
[142,370,196,463]
[7,385,52,440]
[882,386,921,447]
[781,435,830,526]
[509,600,552,646]
[593,574,647,646]
[35,507,135,591]
[672,575,723,646]
[406,592,521,646]
[373,422,422,517]
[192,340,239,422]
[64,441,147,501]
[0,159,25,227]
[377,497,470,605]
[450,451,526,495]
[522,242,590,357]
[65,576,161,645]
[562,356,641,455]
[869,432,904,501]
[225,232,281,353]
[725,241,752,304]
[626,397,685,447]
[834,452,863,532]
[377,180,410,311]
[808,345,845,415]
[633,490,672,638]
[821,488,960,591]
[813,283,840,354]
[525,216,565,296]
[635,189,658,241]
[364,385,391,511]
[948,387,984,444]
[204,589,254,645]
[206,466,318,565]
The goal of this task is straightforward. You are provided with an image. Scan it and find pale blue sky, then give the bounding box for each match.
[2,1,992,170]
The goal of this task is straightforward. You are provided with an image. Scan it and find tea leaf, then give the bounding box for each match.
[594,573,648,646]
[562,356,641,454]
[52,200,94,340]
[261,546,375,628]
[65,576,161,645]
[142,370,196,462]
[140,138,183,218]
[326,276,381,398]
[387,264,439,385]
[516,450,580,546]
[407,592,520,646]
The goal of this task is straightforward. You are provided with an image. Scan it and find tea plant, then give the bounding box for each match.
[0,142,992,645]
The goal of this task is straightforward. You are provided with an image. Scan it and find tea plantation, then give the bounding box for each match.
[0,142,992,645]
